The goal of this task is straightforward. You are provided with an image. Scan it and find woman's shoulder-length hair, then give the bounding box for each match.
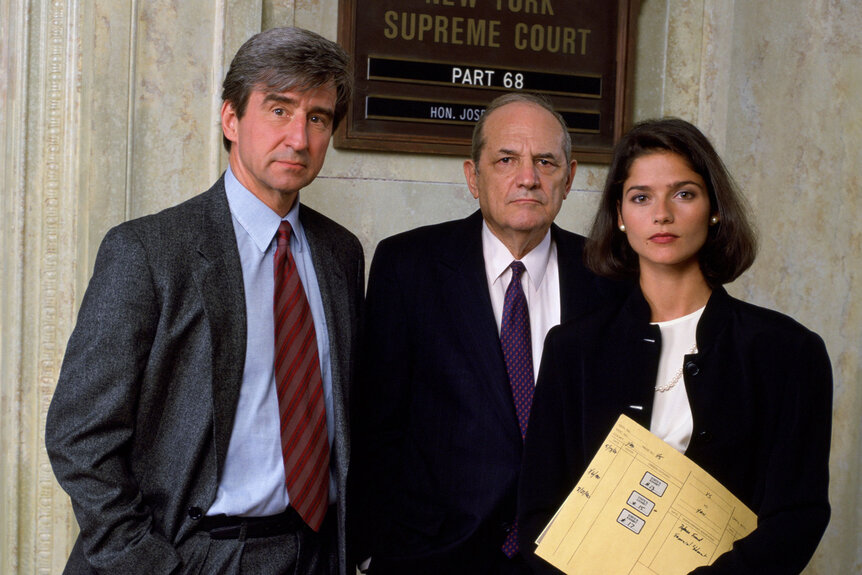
[584,117,757,288]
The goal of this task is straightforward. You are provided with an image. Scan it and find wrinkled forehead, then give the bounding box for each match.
[483,104,568,155]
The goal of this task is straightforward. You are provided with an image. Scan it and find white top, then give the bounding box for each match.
[649,306,704,453]
[482,222,561,383]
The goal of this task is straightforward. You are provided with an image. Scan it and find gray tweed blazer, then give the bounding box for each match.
[46,176,364,575]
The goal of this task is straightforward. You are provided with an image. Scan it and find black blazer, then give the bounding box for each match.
[349,211,623,573]
[518,286,832,575]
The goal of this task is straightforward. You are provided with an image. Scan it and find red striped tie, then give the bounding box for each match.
[274,221,329,531]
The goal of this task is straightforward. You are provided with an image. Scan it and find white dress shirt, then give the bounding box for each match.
[482,222,561,383]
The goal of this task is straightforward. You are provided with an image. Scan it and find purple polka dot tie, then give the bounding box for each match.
[500,261,534,558]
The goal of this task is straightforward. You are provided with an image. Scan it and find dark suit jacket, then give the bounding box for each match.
[45,177,364,575]
[518,286,832,575]
[349,211,623,573]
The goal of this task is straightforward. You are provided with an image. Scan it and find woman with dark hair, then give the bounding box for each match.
[518,118,832,574]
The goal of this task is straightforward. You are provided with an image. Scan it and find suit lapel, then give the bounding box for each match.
[300,206,351,480]
[554,225,593,323]
[192,182,247,476]
[438,213,520,439]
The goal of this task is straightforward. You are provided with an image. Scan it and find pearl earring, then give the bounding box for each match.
[619,224,626,232]
[710,215,719,226]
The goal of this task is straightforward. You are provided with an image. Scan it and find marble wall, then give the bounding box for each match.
[1,0,859,572]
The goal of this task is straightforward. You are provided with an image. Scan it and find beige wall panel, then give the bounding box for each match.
[129,1,220,216]
[696,1,735,151]
[79,0,135,286]
[295,0,337,39]
[0,0,27,570]
[631,0,671,121]
[662,0,705,119]
[263,0,296,30]
[709,3,862,572]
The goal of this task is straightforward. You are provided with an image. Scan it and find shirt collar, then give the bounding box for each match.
[224,164,304,253]
[482,221,552,289]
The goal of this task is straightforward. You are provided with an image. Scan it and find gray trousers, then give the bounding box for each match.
[62,509,338,575]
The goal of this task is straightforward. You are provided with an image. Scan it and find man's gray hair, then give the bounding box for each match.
[221,27,352,151]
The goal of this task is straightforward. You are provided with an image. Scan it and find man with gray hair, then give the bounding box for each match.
[47,27,362,575]
[350,93,624,573]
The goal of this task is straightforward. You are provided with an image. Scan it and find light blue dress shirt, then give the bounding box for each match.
[207,166,335,517]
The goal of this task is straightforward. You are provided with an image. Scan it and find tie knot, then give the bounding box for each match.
[510,261,526,280]
[277,221,292,245]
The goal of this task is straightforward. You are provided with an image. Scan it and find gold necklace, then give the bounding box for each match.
[655,344,698,393]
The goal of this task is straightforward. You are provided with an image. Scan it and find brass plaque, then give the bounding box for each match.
[335,0,639,162]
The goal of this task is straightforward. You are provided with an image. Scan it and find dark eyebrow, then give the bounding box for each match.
[261,93,334,119]
[671,180,705,189]
[533,152,558,161]
[495,148,559,160]
[625,180,704,195]
[262,93,297,106]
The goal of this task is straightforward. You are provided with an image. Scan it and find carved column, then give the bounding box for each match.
[1,0,82,572]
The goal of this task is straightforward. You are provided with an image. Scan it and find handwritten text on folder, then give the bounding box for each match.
[535,415,756,574]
